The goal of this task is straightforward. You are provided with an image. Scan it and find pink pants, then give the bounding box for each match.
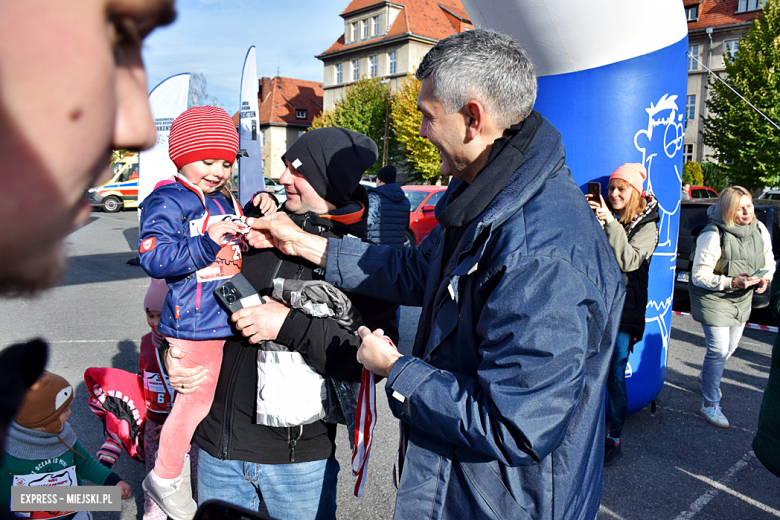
[154,337,225,479]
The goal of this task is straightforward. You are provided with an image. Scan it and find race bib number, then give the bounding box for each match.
[13,467,76,488]
[143,371,172,415]
[190,216,243,283]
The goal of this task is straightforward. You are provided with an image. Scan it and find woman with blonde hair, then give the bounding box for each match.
[690,185,775,428]
[587,163,659,465]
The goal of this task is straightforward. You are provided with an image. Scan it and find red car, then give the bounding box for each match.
[402,186,448,246]
[686,185,719,199]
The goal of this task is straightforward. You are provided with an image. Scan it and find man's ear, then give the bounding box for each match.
[463,100,486,141]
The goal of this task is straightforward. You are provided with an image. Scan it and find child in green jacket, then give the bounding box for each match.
[1,371,131,519]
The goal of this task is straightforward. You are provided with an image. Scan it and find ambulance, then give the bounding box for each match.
[86,153,139,212]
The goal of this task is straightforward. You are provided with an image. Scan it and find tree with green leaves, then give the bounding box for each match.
[311,77,394,176]
[701,162,728,193]
[701,0,780,189]
[683,161,704,186]
[390,74,441,184]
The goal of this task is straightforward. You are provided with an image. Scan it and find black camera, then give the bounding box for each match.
[214,273,263,314]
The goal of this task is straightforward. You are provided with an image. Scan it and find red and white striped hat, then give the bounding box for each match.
[168,106,239,170]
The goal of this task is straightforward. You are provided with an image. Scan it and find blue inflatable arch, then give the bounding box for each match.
[462,0,689,414]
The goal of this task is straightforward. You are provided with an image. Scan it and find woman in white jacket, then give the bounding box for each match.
[689,186,775,428]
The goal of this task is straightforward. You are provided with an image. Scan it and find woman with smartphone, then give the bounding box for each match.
[689,186,775,429]
[587,163,659,466]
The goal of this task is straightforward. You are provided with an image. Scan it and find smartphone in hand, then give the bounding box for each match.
[587,182,602,207]
[750,268,769,279]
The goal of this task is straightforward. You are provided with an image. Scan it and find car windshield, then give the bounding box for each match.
[405,191,429,211]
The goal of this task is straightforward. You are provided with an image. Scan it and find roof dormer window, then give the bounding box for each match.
[296,109,307,119]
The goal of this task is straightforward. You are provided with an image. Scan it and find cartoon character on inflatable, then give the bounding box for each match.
[461,0,688,414]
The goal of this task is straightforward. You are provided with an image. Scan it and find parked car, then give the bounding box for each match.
[675,199,778,310]
[86,153,139,212]
[686,185,719,199]
[401,186,448,246]
[759,190,780,201]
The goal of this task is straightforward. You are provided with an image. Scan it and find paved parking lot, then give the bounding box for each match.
[1,211,779,519]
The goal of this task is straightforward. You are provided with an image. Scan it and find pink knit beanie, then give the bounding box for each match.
[168,106,239,170]
[144,278,169,313]
[610,163,647,195]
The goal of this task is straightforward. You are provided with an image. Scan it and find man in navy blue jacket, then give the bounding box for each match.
[367,165,411,249]
[248,29,625,520]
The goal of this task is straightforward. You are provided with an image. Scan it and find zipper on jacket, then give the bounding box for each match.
[287,425,303,462]
[217,344,245,460]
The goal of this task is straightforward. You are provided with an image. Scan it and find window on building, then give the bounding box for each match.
[372,16,379,36]
[336,63,342,84]
[295,109,307,119]
[352,59,359,81]
[737,0,764,12]
[687,95,696,121]
[362,19,369,39]
[389,51,397,75]
[351,22,358,42]
[684,144,694,163]
[686,5,698,21]
[724,39,740,60]
[369,56,377,78]
[688,44,699,71]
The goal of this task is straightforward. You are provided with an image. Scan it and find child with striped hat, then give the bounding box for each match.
[138,106,275,520]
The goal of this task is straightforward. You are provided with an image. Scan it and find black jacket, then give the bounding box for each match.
[620,201,660,341]
[192,204,397,465]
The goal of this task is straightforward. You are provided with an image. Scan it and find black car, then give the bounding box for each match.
[674,199,779,310]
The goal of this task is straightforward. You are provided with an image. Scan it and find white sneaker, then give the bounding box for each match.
[699,403,730,429]
[142,471,197,520]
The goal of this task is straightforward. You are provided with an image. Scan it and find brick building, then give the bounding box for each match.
[232,76,323,179]
[316,0,472,111]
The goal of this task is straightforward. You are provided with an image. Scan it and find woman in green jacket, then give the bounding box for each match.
[690,186,774,429]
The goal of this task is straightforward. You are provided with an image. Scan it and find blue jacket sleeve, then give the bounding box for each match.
[367,192,379,228]
[324,235,435,307]
[384,256,604,466]
[139,192,221,278]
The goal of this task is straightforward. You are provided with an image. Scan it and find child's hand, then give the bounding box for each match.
[117,481,132,500]
[252,192,278,217]
[207,220,239,244]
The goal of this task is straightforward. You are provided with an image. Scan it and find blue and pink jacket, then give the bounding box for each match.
[139,176,245,340]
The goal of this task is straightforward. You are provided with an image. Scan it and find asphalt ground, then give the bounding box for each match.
[0,210,778,520]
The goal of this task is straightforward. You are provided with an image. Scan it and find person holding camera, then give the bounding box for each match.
[587,163,659,465]
[165,127,397,520]
[689,186,774,429]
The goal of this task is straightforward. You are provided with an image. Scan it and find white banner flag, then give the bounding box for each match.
[238,46,264,206]
[138,73,190,207]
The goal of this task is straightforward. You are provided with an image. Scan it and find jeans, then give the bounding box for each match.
[607,332,631,438]
[701,323,746,405]
[197,447,339,520]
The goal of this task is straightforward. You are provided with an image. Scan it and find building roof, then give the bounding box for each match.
[232,76,323,127]
[319,0,472,57]
[687,0,762,32]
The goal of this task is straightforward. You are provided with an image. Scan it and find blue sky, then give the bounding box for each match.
[142,0,349,115]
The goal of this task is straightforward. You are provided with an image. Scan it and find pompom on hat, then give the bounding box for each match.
[144,278,169,313]
[15,371,73,433]
[168,106,239,170]
[609,163,647,195]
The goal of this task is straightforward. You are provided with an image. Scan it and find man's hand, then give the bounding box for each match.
[166,346,208,394]
[231,297,291,344]
[246,214,328,267]
[357,326,402,377]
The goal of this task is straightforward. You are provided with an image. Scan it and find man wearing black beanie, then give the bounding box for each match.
[163,127,397,520]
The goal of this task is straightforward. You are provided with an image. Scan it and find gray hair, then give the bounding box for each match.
[416,29,537,130]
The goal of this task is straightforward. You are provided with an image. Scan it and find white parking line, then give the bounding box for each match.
[1,339,133,348]
[598,504,626,519]
[674,452,780,519]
